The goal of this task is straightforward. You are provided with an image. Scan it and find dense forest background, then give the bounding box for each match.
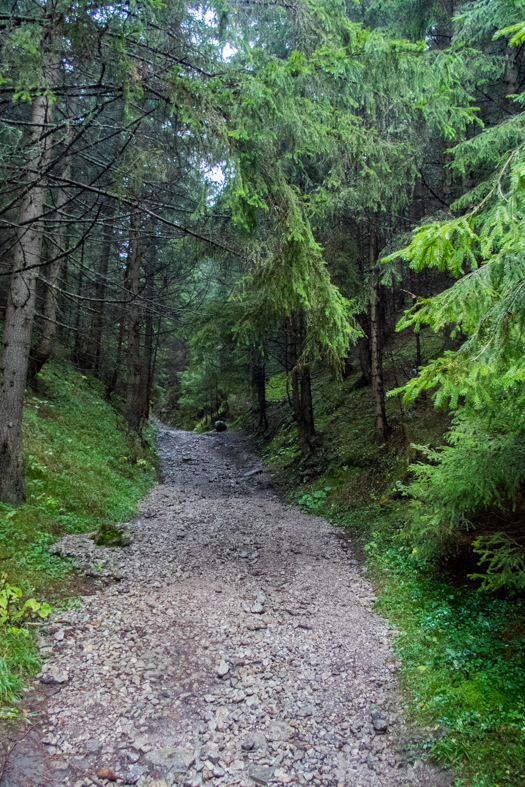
[2,0,525,588]
[2,1,525,782]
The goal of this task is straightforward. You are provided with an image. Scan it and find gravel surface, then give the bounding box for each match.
[1,425,450,787]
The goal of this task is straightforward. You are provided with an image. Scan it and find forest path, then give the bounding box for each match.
[2,425,449,787]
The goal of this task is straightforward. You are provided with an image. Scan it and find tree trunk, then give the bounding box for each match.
[0,91,54,503]
[369,229,388,442]
[291,363,315,454]
[84,202,115,372]
[356,313,372,384]
[139,311,154,424]
[28,153,72,386]
[147,319,161,417]
[124,213,144,432]
[72,263,84,366]
[252,364,268,428]
[107,315,125,397]
[58,255,69,344]
[300,365,315,438]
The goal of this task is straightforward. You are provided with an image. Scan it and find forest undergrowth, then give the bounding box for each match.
[0,362,157,712]
[239,331,525,787]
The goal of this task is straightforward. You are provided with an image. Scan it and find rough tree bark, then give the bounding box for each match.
[107,315,125,397]
[71,262,84,366]
[286,316,316,454]
[84,201,115,372]
[291,363,316,454]
[252,364,268,428]
[356,313,372,385]
[28,152,72,386]
[0,86,55,503]
[369,228,388,442]
[124,212,144,432]
[138,310,154,424]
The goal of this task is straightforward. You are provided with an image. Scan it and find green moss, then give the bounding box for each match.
[92,523,131,547]
[266,372,289,402]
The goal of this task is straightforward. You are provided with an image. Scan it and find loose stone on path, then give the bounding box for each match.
[1,425,451,787]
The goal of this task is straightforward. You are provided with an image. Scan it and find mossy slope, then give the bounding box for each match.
[0,362,157,707]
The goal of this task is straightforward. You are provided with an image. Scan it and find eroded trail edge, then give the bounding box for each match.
[3,426,446,787]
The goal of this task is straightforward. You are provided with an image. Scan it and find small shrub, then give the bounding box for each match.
[0,576,50,627]
[298,487,332,511]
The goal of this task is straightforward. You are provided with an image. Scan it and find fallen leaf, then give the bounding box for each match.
[97,767,117,781]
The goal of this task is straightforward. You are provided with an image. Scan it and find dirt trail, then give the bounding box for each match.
[1,425,449,787]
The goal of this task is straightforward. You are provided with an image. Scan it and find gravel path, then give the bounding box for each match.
[2,425,449,787]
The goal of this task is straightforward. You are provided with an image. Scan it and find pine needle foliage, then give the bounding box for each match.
[233,178,360,368]
[384,9,525,588]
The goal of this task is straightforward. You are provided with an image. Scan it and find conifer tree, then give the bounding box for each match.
[384,2,525,586]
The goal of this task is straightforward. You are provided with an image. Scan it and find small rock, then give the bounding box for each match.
[40,667,68,685]
[297,704,315,717]
[92,523,132,547]
[50,761,69,771]
[241,738,254,751]
[248,765,275,785]
[145,746,195,772]
[213,766,225,777]
[250,602,263,614]
[86,738,102,753]
[371,713,388,733]
[217,659,230,677]
[266,721,292,742]
[248,732,267,751]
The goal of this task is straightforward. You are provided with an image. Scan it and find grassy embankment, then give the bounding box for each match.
[253,329,525,787]
[0,362,157,712]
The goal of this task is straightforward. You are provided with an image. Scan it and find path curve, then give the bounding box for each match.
[2,425,449,787]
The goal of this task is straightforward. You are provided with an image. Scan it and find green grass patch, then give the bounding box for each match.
[0,361,157,708]
[266,372,289,402]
